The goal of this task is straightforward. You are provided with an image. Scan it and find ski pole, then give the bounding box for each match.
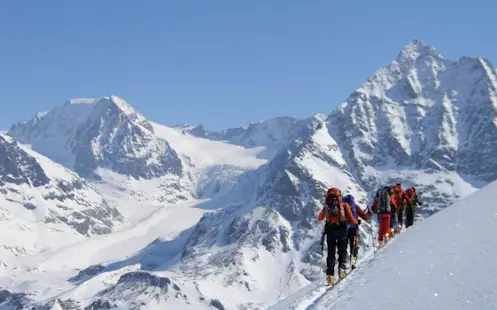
[320,226,327,276]
[365,206,377,254]
[320,226,325,253]
[371,220,377,255]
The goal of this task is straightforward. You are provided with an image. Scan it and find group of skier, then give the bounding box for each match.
[318,183,422,286]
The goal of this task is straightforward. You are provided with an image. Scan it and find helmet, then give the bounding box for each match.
[327,188,341,197]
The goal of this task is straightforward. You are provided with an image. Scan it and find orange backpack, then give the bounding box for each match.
[324,188,346,224]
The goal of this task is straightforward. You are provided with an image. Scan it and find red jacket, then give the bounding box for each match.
[406,188,416,200]
[393,185,411,207]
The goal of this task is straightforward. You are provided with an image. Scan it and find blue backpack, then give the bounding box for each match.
[343,195,358,228]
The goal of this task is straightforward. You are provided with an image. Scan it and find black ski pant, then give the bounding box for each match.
[390,209,397,231]
[397,206,405,229]
[347,226,359,259]
[406,203,415,227]
[326,230,348,276]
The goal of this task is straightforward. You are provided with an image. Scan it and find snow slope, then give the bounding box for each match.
[269,179,497,310]
[0,199,212,308]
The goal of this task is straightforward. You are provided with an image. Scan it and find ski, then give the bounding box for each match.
[323,268,353,289]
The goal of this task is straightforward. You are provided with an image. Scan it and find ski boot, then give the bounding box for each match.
[327,275,334,287]
[384,233,390,241]
[339,267,346,280]
[351,256,357,270]
[379,240,384,247]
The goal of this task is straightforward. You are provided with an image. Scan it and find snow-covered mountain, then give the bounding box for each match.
[268,178,497,310]
[9,96,183,180]
[0,133,122,260]
[328,39,496,215]
[1,40,497,309]
[7,96,274,205]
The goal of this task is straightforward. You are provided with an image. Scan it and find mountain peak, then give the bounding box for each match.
[311,113,327,122]
[100,95,137,116]
[396,40,442,62]
[62,95,138,117]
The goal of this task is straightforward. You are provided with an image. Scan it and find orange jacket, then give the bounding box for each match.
[393,185,410,206]
[389,189,398,207]
[318,202,359,225]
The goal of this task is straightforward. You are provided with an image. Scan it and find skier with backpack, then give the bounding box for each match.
[393,183,410,233]
[406,186,422,227]
[318,188,358,286]
[342,194,371,270]
[388,186,399,237]
[371,186,396,247]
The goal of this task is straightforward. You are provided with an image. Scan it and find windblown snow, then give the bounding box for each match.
[0,40,496,309]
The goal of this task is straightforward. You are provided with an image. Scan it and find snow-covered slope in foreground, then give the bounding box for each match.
[270,179,497,310]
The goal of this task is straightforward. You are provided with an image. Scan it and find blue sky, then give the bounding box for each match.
[1,0,496,131]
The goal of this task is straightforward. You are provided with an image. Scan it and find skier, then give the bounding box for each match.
[342,194,371,270]
[393,184,410,233]
[388,186,398,238]
[371,186,395,247]
[406,186,422,227]
[318,188,358,286]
